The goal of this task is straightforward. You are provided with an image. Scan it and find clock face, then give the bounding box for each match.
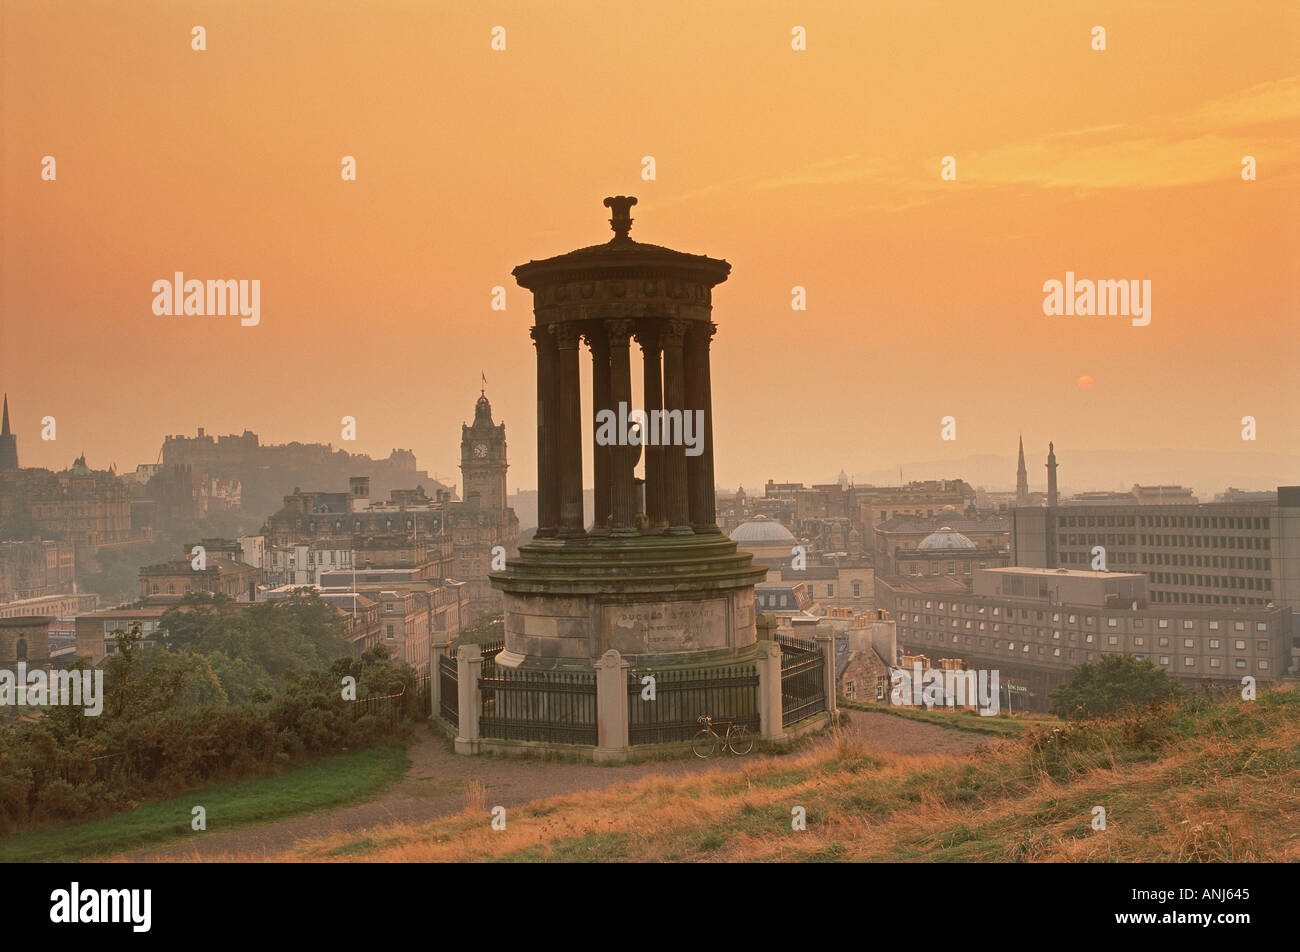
[473,443,488,458]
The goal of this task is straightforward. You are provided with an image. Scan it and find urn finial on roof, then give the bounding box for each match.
[603,195,637,240]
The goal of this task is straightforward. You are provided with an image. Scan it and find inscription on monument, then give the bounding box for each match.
[602,598,728,654]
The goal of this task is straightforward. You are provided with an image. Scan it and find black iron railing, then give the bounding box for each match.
[780,644,826,727]
[479,667,597,745]
[438,653,459,727]
[627,662,759,745]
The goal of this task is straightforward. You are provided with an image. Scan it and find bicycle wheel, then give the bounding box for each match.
[727,725,754,756]
[692,729,718,759]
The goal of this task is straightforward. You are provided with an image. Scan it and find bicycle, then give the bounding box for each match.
[691,714,754,758]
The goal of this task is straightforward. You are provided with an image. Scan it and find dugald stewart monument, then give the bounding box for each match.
[491,197,767,670]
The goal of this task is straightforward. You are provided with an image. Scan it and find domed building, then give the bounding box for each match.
[890,522,1010,583]
[917,526,977,551]
[729,515,798,563]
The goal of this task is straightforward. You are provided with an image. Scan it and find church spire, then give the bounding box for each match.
[0,393,17,470]
[1046,441,1059,508]
[1015,434,1028,505]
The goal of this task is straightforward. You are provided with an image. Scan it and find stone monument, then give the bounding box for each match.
[491,197,766,670]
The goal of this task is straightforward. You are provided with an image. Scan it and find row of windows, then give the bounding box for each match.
[1059,514,1269,530]
[901,598,1270,633]
[1142,554,1270,570]
[1149,572,1271,590]
[901,629,1273,669]
[906,615,1269,643]
[905,562,992,576]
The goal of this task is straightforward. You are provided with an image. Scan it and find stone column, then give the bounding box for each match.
[454,642,482,755]
[530,326,559,538]
[551,322,585,537]
[755,639,786,742]
[584,327,612,535]
[815,623,838,716]
[635,325,666,532]
[606,320,637,535]
[660,319,692,534]
[685,322,719,532]
[594,648,630,762]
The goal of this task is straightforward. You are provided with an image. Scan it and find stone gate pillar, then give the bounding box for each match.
[756,639,785,742]
[815,623,837,716]
[454,643,482,755]
[594,649,630,762]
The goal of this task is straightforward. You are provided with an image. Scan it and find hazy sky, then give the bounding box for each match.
[3,0,1297,498]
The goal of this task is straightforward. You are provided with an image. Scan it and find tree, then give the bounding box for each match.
[1049,654,1185,720]
[457,612,503,646]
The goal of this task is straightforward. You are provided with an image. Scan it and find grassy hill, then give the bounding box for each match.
[246,686,1298,862]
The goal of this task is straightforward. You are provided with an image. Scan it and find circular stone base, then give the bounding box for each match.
[490,532,767,668]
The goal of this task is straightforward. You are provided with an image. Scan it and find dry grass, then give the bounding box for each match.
[212,685,1300,863]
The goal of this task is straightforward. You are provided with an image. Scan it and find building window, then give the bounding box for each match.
[1235,659,1247,669]
[1259,659,1270,670]
[1159,656,1169,665]
[1234,640,1246,650]
[1107,618,1118,628]
[853,581,861,598]
[826,584,834,597]
[1209,639,1220,649]
[1184,658,1195,667]
[1184,638,1194,648]
[1209,658,1221,668]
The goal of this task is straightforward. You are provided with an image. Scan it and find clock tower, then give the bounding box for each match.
[460,390,508,511]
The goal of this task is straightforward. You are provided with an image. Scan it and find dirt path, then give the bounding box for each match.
[112,709,986,862]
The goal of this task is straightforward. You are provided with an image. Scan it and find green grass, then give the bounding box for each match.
[0,742,410,862]
[838,697,1052,737]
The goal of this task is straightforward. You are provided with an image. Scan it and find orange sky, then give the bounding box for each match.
[2,0,1297,498]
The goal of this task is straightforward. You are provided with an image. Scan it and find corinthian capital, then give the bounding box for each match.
[549,322,583,349]
[604,319,633,346]
[661,319,689,348]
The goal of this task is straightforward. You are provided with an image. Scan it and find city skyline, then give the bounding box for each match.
[2,0,1296,494]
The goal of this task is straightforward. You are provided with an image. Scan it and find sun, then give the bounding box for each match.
[1076,374,1095,389]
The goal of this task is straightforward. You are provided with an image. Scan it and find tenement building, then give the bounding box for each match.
[0,539,76,603]
[491,196,766,669]
[0,453,135,554]
[876,567,1293,708]
[260,393,519,621]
